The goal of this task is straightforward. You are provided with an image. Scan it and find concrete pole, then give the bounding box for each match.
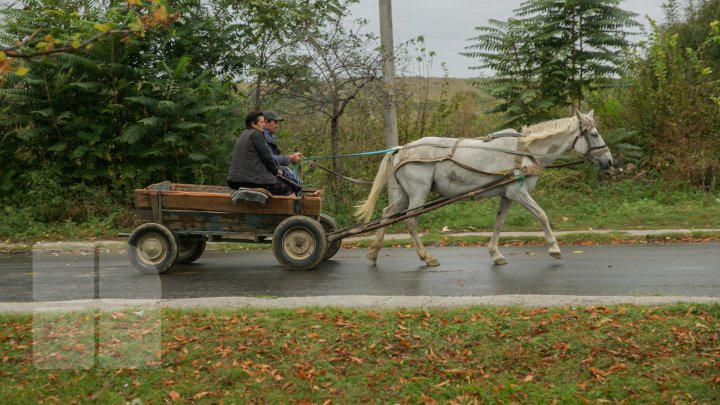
[379,0,399,148]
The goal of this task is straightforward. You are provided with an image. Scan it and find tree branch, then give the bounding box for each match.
[1,29,139,59]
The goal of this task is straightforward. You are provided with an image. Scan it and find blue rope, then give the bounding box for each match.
[302,148,396,161]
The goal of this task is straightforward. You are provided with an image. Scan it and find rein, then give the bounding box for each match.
[305,161,374,185]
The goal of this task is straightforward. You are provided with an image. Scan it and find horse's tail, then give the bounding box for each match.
[354,150,396,223]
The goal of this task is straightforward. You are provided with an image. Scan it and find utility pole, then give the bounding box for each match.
[379,0,398,148]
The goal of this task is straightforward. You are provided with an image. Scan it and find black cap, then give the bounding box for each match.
[263,110,284,122]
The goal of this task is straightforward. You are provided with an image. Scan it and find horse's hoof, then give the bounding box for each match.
[425,257,440,266]
[549,252,562,259]
[366,254,378,265]
[493,257,508,265]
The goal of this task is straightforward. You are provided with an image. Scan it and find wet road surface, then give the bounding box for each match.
[1,243,719,302]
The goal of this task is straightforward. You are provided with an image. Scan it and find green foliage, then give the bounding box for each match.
[464,0,640,126]
[624,16,720,190]
[0,1,245,220]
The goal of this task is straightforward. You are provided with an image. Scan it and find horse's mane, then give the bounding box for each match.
[520,117,579,138]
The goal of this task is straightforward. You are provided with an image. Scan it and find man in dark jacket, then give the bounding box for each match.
[227,111,294,195]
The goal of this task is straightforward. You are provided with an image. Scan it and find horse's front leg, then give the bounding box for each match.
[512,190,561,259]
[489,197,513,265]
[406,216,439,266]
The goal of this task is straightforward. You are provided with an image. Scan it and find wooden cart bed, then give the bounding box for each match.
[134,181,323,237]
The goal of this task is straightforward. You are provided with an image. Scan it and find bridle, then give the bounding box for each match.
[571,126,610,162]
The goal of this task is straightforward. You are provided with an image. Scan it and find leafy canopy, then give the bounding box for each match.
[463,0,640,126]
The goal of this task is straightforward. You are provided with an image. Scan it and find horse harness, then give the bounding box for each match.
[396,125,608,176]
[572,126,611,161]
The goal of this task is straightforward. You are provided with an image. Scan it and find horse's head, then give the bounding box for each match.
[573,109,613,171]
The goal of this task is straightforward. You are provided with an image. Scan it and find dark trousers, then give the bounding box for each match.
[227,178,294,196]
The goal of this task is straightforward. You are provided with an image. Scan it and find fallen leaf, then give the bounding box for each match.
[169,391,181,401]
[608,363,627,373]
[192,391,210,400]
[572,250,585,254]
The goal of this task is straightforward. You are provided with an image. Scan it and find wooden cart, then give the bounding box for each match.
[127,182,342,273]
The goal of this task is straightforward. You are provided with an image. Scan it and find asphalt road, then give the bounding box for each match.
[1,243,719,302]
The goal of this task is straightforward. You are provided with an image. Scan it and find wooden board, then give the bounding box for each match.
[135,209,290,236]
[135,183,322,217]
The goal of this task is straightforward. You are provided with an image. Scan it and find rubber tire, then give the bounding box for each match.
[318,213,342,261]
[127,223,178,274]
[272,216,327,271]
[175,235,207,264]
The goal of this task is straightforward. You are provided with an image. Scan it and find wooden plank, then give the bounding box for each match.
[172,183,235,194]
[135,209,294,235]
[135,190,321,216]
[150,193,161,223]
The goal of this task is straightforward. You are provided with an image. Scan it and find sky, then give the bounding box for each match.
[348,0,668,78]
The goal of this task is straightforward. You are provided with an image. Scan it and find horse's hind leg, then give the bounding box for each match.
[366,223,386,265]
[489,197,513,265]
[512,189,561,259]
[367,186,408,265]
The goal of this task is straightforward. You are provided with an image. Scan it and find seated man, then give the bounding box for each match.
[263,110,303,191]
[226,111,294,196]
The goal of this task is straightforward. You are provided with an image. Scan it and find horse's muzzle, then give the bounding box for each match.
[599,159,614,172]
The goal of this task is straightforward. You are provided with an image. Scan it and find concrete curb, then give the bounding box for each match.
[2,295,719,313]
[3,229,719,251]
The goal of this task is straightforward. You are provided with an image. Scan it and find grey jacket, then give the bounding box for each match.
[227,128,279,185]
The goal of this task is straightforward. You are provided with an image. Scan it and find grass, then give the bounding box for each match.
[1,174,719,248]
[1,304,719,403]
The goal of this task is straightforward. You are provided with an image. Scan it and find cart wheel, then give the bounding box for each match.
[272,216,327,271]
[175,235,207,264]
[318,213,342,261]
[127,223,178,274]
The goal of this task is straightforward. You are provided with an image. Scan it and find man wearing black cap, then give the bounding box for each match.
[263,110,303,190]
[262,110,302,166]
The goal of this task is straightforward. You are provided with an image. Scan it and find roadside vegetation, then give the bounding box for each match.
[1,304,718,403]
[1,0,719,242]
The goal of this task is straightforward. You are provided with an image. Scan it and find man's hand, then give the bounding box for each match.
[288,152,302,163]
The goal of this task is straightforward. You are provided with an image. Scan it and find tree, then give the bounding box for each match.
[0,0,178,85]
[286,13,381,181]
[624,6,720,190]
[0,0,238,215]
[211,0,346,109]
[463,0,640,125]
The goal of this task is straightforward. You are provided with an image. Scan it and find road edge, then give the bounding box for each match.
[2,295,719,313]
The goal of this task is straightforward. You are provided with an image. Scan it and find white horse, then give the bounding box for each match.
[355,110,613,266]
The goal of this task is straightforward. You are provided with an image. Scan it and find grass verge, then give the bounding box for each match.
[1,304,718,403]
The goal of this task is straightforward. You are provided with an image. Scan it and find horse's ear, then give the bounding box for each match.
[574,107,582,122]
[588,109,594,120]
